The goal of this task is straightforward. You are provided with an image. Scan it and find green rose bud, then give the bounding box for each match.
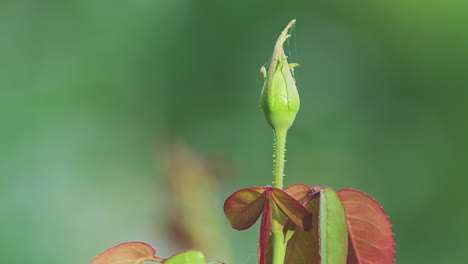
[260,19,300,132]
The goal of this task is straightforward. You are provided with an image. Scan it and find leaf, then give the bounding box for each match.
[282,184,314,243]
[337,189,395,264]
[319,188,348,264]
[284,188,348,264]
[224,186,313,264]
[90,242,162,264]
[271,188,312,231]
[164,250,207,264]
[284,184,314,203]
[223,187,266,230]
[284,192,320,264]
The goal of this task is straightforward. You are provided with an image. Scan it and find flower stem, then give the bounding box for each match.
[271,127,288,264]
[274,128,287,189]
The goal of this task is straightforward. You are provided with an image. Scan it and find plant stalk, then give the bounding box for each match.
[273,128,287,189]
[271,127,288,264]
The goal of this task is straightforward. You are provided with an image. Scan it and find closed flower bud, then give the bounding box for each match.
[260,19,300,131]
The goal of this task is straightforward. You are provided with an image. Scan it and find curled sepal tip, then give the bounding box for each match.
[260,19,300,131]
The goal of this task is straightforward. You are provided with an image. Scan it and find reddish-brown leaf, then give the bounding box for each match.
[284,192,320,264]
[312,185,324,193]
[281,184,315,236]
[284,184,314,203]
[271,188,312,231]
[224,186,312,264]
[224,187,266,230]
[90,242,162,264]
[337,189,396,264]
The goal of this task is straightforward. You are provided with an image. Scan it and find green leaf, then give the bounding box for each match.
[223,187,266,230]
[90,242,163,264]
[164,250,207,264]
[319,188,348,264]
[337,189,395,264]
[284,187,348,264]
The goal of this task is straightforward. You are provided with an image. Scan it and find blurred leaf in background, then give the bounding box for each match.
[1,0,467,263]
[160,139,234,262]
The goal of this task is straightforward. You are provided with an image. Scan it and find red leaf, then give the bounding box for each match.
[271,188,312,231]
[224,187,266,230]
[337,189,396,264]
[224,186,312,264]
[284,184,314,203]
[258,188,272,264]
[90,242,163,264]
[312,185,324,193]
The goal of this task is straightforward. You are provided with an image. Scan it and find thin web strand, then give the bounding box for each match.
[285,22,298,76]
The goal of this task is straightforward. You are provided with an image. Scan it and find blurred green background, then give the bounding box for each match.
[1,0,467,263]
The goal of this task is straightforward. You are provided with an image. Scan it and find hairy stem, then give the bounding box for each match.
[272,127,288,264]
[271,210,287,264]
[273,128,287,189]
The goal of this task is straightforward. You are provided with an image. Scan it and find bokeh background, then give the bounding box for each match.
[1,0,467,263]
